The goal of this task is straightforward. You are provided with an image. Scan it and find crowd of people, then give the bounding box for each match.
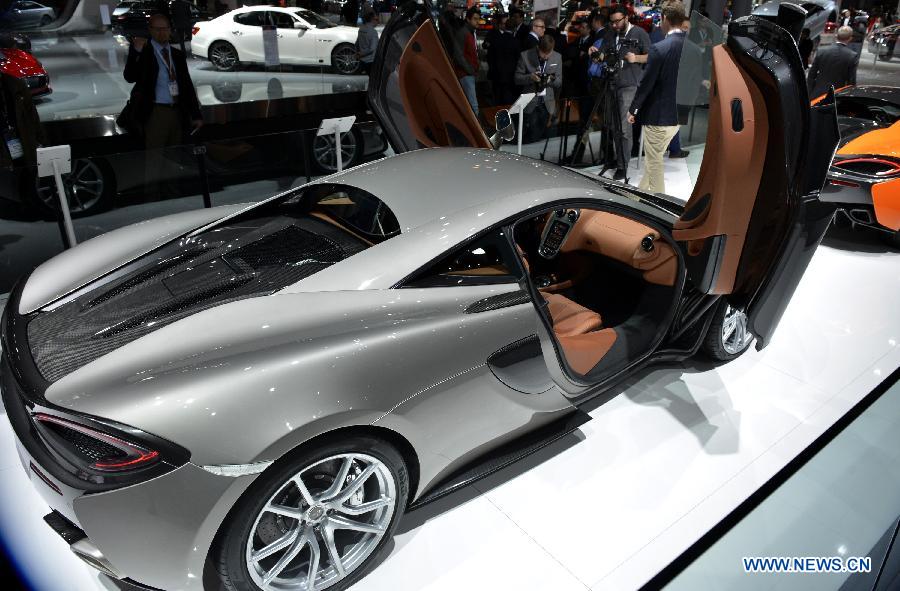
[438,1,701,192]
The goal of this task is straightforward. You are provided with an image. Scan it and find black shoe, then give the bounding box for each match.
[612,169,627,181]
[669,149,690,158]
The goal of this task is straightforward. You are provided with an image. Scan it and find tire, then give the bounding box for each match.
[214,435,409,591]
[331,43,360,75]
[35,158,115,218]
[702,299,754,362]
[210,41,240,71]
[39,15,52,27]
[310,128,364,173]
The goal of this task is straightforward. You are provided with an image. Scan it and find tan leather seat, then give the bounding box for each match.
[543,292,602,337]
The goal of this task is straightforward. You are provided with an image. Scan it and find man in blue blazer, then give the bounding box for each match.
[627,1,687,194]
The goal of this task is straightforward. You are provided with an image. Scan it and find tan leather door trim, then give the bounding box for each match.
[673,45,769,294]
[398,21,492,150]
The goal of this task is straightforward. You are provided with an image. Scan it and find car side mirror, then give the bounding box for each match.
[490,109,515,149]
[294,22,308,30]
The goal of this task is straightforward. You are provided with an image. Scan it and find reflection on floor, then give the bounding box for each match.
[30,33,368,121]
[0,199,898,591]
[668,378,900,591]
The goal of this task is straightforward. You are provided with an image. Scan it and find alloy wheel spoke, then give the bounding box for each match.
[251,527,300,563]
[264,502,305,520]
[339,495,392,516]
[319,456,354,501]
[306,528,322,591]
[321,523,346,578]
[328,463,376,505]
[261,529,309,587]
[327,514,385,535]
[292,475,317,507]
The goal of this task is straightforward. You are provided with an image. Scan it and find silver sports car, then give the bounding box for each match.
[2,7,838,591]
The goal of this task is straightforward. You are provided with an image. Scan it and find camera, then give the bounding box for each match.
[591,37,640,74]
[534,72,557,92]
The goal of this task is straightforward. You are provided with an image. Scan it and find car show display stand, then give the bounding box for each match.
[317,116,357,172]
[37,145,77,248]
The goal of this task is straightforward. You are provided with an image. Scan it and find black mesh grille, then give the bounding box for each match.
[27,217,369,382]
[42,422,126,463]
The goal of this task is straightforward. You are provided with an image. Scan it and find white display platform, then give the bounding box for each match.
[0,224,898,591]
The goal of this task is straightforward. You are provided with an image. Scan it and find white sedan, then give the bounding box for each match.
[191,6,363,74]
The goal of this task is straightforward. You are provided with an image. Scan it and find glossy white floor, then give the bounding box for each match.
[1,202,899,591]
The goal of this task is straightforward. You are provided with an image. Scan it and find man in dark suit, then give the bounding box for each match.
[807,26,859,100]
[124,12,202,197]
[627,1,686,194]
[484,13,521,105]
[515,35,563,143]
[509,7,531,49]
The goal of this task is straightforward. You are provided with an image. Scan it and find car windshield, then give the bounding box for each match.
[292,9,335,28]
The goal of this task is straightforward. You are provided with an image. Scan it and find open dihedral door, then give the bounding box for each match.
[673,15,839,349]
[367,1,492,153]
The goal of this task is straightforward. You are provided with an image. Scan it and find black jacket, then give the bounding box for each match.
[485,29,520,84]
[807,42,858,99]
[123,41,202,129]
[0,73,45,167]
[628,30,685,126]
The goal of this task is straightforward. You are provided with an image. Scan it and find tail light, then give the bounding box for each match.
[33,413,160,472]
[192,26,200,35]
[833,157,900,178]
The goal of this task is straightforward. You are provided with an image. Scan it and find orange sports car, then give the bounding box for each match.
[817,86,900,247]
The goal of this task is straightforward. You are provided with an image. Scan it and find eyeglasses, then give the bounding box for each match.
[610,17,625,24]
[532,24,545,28]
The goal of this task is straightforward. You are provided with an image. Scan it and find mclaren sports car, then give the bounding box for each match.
[1,7,838,591]
[816,85,900,246]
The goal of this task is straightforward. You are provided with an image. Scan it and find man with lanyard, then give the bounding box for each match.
[588,5,650,181]
[514,34,562,143]
[124,13,202,198]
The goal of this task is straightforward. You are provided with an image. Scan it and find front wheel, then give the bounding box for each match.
[214,436,408,591]
[331,43,360,75]
[210,41,240,71]
[702,300,754,362]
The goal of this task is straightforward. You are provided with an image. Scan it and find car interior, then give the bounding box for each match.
[513,208,680,381]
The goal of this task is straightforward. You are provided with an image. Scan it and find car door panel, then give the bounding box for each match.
[367,3,491,153]
[231,12,264,63]
[674,17,838,349]
[272,11,316,65]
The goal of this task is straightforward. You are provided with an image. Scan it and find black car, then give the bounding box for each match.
[111,0,207,41]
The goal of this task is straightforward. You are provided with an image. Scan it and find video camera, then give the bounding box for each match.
[590,37,640,75]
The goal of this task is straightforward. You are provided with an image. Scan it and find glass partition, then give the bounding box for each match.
[0,163,67,293]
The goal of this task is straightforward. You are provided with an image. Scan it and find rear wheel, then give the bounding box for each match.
[331,43,360,75]
[210,41,240,71]
[702,300,754,362]
[310,128,364,173]
[35,158,115,217]
[214,436,408,591]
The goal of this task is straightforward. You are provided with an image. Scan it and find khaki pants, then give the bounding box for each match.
[144,104,184,200]
[638,124,680,194]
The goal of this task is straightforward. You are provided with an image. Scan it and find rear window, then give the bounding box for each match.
[234,11,265,26]
[280,184,401,243]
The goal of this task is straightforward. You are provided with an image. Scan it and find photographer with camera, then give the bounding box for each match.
[626,1,687,194]
[515,35,562,143]
[587,5,649,180]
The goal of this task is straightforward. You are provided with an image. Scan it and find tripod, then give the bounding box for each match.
[568,68,628,178]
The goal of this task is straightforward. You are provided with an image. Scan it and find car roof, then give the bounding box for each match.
[317,148,609,231]
[284,148,676,293]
